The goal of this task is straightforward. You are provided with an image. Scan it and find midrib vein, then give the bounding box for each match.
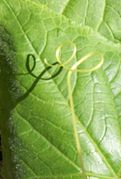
[83,0,89,25]
[3,0,82,173]
[24,172,119,179]
[2,0,39,58]
[61,0,71,14]
[2,0,119,177]
[96,0,106,31]
[3,0,66,103]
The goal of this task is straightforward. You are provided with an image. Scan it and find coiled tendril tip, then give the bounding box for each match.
[70,51,104,72]
[56,42,77,66]
[44,58,55,67]
[55,42,104,73]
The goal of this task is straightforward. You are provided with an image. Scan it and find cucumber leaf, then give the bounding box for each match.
[0,0,121,179]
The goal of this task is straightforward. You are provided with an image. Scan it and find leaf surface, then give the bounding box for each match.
[36,0,121,44]
[0,0,121,179]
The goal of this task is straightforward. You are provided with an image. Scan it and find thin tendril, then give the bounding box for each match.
[14,54,63,107]
[56,42,77,66]
[67,70,86,178]
[67,52,104,178]
[16,46,104,178]
[54,42,104,178]
[44,58,55,67]
[26,54,37,78]
[26,54,62,80]
[71,51,104,72]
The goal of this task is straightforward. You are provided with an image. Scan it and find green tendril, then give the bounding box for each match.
[66,51,104,178]
[56,43,104,178]
[56,42,77,66]
[44,42,104,178]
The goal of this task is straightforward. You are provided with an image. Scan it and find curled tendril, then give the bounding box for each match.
[56,42,77,66]
[26,54,36,78]
[50,41,104,178]
[26,54,63,80]
[15,54,63,107]
[15,43,104,178]
[70,51,104,72]
[55,44,104,73]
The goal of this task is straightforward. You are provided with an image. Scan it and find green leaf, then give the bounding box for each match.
[0,0,121,179]
[35,0,121,44]
[33,0,121,158]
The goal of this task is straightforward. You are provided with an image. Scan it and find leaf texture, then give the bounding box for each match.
[0,0,121,179]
